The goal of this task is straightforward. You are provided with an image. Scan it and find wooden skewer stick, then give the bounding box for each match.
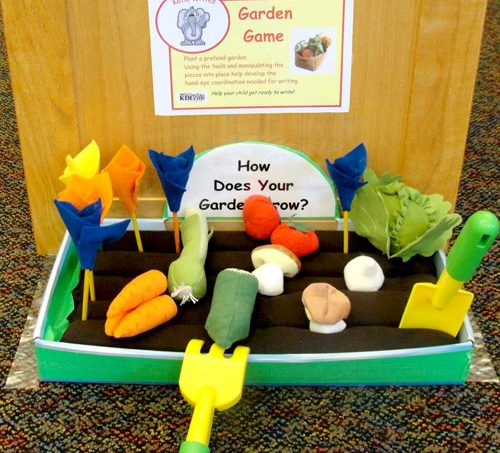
[88,269,96,302]
[131,212,144,252]
[173,211,181,254]
[343,211,349,254]
[82,270,90,321]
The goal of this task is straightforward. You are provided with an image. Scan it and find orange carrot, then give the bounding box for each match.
[113,295,177,338]
[107,270,167,318]
[104,313,127,337]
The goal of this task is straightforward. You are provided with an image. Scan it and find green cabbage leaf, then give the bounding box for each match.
[350,169,462,262]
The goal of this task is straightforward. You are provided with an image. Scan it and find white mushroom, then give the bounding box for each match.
[302,283,351,334]
[343,255,385,292]
[251,262,284,296]
[250,244,301,296]
[251,244,301,278]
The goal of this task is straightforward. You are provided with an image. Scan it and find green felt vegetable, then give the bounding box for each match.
[205,269,258,349]
[350,169,462,261]
[168,207,213,304]
[307,34,325,56]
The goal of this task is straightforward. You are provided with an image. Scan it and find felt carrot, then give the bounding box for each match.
[104,313,127,337]
[112,295,178,338]
[106,270,168,318]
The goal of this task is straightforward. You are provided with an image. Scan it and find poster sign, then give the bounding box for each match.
[171,142,337,219]
[148,0,353,116]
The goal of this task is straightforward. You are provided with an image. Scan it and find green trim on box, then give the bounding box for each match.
[42,240,81,341]
[245,350,473,386]
[35,345,183,384]
[179,440,210,453]
[35,341,472,386]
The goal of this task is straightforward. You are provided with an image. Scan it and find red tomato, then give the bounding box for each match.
[271,223,319,257]
[243,195,280,240]
[301,48,314,59]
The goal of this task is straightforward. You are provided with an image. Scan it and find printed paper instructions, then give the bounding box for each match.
[149,0,353,115]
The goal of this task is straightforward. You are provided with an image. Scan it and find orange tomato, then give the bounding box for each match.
[321,36,332,46]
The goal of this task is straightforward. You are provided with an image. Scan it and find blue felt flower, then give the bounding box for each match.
[325,143,368,212]
[149,145,195,213]
[54,199,130,269]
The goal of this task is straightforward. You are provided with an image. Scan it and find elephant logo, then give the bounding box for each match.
[177,7,211,46]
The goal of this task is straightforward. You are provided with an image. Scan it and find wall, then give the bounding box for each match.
[1,0,487,254]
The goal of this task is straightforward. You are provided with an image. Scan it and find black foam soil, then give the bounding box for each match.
[61,230,458,354]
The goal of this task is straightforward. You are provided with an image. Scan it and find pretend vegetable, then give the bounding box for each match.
[168,207,213,304]
[270,221,319,257]
[242,195,280,240]
[294,34,331,57]
[350,169,462,261]
[105,269,176,338]
[113,295,177,338]
[106,269,167,318]
[205,269,258,349]
[302,283,351,334]
[251,244,301,278]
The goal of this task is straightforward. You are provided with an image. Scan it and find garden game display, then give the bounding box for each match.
[34,142,495,386]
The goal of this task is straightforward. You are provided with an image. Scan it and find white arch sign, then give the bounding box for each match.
[169,142,337,219]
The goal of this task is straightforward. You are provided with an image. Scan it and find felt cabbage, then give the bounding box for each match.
[59,140,100,184]
[350,169,462,261]
[58,172,113,222]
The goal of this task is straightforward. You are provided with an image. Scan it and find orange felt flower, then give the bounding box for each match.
[58,172,113,222]
[104,145,145,215]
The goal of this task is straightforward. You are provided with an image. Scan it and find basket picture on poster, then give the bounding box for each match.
[294,33,332,72]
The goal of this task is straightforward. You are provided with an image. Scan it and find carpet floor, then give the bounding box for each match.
[0,2,498,452]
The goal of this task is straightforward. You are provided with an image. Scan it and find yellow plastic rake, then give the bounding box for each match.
[179,340,250,453]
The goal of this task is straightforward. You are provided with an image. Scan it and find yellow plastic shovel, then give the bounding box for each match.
[179,339,250,453]
[399,210,498,337]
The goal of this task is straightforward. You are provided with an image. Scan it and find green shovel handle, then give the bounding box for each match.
[179,440,210,453]
[446,211,499,282]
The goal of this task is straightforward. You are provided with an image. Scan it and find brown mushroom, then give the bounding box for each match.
[301,283,351,334]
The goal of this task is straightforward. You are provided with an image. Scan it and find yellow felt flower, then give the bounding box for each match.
[59,140,100,184]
